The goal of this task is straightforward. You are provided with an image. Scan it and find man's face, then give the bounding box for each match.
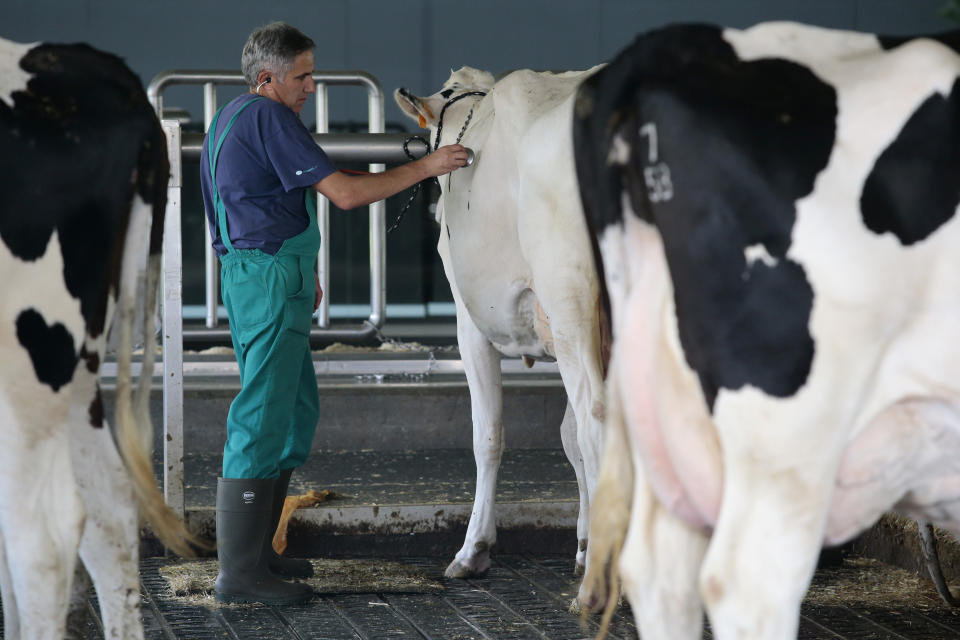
[272,50,315,114]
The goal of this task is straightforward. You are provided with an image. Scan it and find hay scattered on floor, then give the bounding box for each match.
[805,555,948,610]
[189,346,235,356]
[159,558,443,607]
[189,341,460,356]
[319,341,441,353]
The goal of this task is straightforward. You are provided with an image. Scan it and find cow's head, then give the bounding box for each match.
[394,66,495,132]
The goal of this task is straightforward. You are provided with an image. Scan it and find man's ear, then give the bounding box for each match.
[255,71,273,94]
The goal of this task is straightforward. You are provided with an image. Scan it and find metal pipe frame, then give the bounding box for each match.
[177,131,425,163]
[146,69,392,341]
[202,83,218,328]
[316,83,330,328]
[160,120,185,519]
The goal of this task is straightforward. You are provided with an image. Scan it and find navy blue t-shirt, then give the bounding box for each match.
[200,94,337,256]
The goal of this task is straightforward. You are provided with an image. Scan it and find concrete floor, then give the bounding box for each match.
[78,343,960,639]
[54,552,960,640]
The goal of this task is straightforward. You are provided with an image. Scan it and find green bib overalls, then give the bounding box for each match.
[207,98,321,479]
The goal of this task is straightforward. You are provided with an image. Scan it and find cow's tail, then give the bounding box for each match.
[572,62,633,639]
[578,359,633,639]
[112,120,208,557]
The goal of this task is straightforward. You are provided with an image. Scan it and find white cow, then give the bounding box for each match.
[395,65,606,578]
[573,22,960,640]
[0,37,199,639]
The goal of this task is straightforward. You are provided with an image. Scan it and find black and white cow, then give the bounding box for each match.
[573,21,960,640]
[0,37,197,639]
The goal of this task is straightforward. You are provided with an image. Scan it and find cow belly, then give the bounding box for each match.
[441,194,553,359]
[466,286,554,359]
[826,396,960,544]
[450,254,555,359]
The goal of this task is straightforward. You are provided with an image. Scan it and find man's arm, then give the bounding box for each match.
[313,144,468,210]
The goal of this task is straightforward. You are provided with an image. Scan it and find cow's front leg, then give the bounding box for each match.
[446,298,503,579]
[559,402,589,574]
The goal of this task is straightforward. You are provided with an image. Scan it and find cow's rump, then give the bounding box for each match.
[574,21,960,640]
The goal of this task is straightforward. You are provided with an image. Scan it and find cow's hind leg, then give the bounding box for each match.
[559,401,589,574]
[516,185,606,579]
[618,447,708,640]
[74,421,143,640]
[445,296,504,579]
[65,563,92,640]
[0,427,84,639]
[68,344,144,640]
[0,527,19,640]
[699,420,838,640]
[537,308,605,579]
[589,353,707,638]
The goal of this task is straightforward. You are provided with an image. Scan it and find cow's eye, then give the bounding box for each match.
[441,89,454,99]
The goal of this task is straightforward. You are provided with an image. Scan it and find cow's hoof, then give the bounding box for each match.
[444,559,489,579]
[574,538,587,576]
[575,583,606,614]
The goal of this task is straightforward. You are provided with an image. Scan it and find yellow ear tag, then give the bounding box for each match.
[417,105,434,129]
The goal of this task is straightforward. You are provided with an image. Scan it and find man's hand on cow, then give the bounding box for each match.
[423,144,469,177]
[314,273,323,312]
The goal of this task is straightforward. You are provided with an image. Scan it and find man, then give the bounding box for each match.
[200,22,467,605]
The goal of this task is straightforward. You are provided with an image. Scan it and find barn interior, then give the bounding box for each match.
[4,1,960,638]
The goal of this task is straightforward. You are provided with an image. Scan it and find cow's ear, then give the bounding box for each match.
[393,88,439,129]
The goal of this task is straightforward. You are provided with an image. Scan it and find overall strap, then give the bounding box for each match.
[208,96,265,253]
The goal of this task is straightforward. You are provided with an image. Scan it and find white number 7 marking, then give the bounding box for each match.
[640,122,658,163]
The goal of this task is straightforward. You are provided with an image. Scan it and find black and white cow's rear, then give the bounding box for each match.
[573,22,960,640]
[0,37,196,639]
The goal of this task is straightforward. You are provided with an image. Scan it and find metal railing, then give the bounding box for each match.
[147,69,412,343]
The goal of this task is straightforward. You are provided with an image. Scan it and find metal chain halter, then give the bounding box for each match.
[388,91,487,234]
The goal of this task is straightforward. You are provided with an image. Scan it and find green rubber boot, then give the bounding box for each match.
[214,477,313,605]
[269,468,314,579]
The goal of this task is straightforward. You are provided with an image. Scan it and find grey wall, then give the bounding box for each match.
[2,0,954,318]
[2,0,952,128]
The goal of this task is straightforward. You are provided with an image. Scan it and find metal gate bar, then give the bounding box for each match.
[147,69,391,340]
[160,120,185,516]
